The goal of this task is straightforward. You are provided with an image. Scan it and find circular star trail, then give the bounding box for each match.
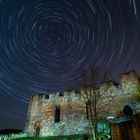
[0,0,140,129]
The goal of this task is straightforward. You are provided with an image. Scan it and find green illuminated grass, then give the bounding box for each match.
[11,135,91,140]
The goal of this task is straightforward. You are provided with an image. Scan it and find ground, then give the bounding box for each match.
[11,135,92,140]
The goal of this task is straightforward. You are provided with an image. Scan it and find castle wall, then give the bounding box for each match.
[107,71,140,116]
[26,91,92,136]
[25,71,140,137]
[79,71,140,118]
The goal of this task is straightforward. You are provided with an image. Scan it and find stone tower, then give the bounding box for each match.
[25,91,92,136]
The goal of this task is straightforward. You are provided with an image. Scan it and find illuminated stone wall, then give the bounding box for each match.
[102,71,140,116]
[25,91,92,136]
[25,71,140,136]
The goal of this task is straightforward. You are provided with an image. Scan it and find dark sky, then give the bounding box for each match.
[0,0,140,129]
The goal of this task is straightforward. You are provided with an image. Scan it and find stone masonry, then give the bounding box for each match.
[25,91,92,136]
[25,71,140,136]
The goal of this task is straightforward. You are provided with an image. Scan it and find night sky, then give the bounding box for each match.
[0,0,140,130]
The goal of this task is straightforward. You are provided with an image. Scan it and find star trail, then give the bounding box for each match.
[0,0,140,129]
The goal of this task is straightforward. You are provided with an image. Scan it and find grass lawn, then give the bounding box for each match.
[11,135,91,140]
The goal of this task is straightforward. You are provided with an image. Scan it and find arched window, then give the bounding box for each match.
[123,105,133,116]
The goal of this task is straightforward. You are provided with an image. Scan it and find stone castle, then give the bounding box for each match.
[25,71,140,137]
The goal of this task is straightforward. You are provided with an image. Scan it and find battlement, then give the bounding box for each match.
[120,71,140,84]
[30,89,82,103]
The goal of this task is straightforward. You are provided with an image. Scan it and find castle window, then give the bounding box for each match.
[45,95,49,99]
[54,106,60,123]
[86,102,90,119]
[59,92,64,97]
[75,89,80,94]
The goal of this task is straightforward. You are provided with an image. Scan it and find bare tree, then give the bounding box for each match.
[79,66,116,140]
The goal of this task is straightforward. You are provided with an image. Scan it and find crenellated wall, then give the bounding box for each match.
[25,71,140,137]
[25,91,92,136]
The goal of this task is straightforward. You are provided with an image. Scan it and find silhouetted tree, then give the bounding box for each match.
[79,66,116,140]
